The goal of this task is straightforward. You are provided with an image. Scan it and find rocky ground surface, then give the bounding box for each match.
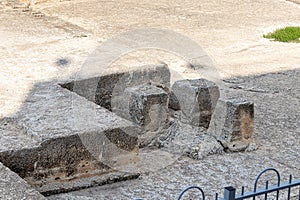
[0,0,299,199]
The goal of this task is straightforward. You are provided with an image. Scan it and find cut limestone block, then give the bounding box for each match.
[114,84,169,146]
[171,79,220,128]
[128,84,168,127]
[208,99,256,152]
[62,64,171,111]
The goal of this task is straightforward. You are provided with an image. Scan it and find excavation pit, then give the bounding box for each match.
[0,64,256,197]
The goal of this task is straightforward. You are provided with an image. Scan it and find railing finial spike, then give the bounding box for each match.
[224,186,236,200]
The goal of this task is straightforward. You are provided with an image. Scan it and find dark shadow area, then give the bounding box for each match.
[55,58,70,67]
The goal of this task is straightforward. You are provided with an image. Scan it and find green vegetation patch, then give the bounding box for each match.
[264,26,300,43]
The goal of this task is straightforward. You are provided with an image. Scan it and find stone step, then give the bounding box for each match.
[0,80,140,195]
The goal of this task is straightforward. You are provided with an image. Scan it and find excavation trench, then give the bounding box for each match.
[0,64,255,197]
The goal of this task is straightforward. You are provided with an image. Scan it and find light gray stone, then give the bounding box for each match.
[171,79,220,128]
[208,99,256,152]
[0,161,46,200]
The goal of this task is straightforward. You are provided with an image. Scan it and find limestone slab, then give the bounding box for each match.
[0,81,139,194]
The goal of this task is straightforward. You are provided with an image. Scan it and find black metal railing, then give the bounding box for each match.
[177,168,300,200]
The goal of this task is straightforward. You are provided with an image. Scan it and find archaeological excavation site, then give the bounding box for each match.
[0,0,299,199]
[0,62,257,196]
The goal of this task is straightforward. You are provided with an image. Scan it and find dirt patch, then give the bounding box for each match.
[287,0,300,4]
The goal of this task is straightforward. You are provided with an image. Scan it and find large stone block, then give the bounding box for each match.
[63,64,171,111]
[171,79,220,128]
[114,84,169,146]
[0,82,140,195]
[208,99,256,152]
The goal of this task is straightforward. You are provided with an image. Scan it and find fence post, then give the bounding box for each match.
[224,186,236,200]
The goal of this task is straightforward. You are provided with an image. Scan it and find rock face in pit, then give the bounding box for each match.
[151,120,224,160]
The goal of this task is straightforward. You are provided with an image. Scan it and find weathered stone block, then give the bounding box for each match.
[118,84,168,128]
[171,79,220,128]
[114,84,168,146]
[208,99,256,152]
[65,64,171,111]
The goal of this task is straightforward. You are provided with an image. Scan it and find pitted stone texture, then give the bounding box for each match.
[0,162,46,200]
[171,79,220,128]
[186,134,224,160]
[208,99,256,152]
[115,84,169,146]
[64,64,171,111]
